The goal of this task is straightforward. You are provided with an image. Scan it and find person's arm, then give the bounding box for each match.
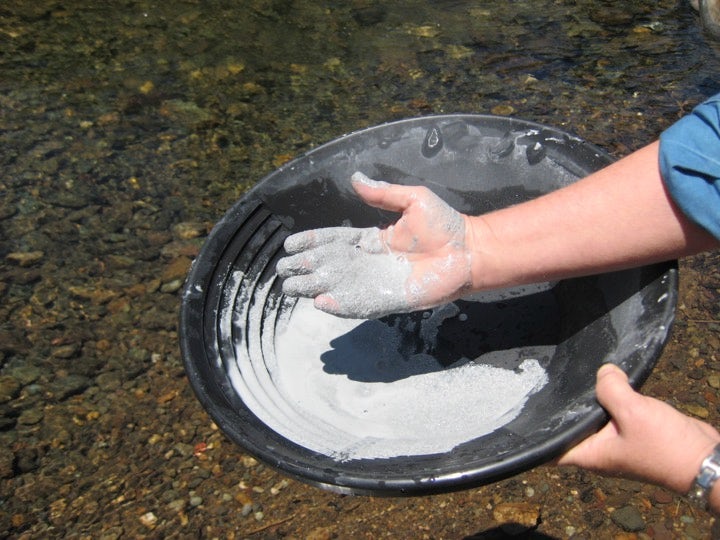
[278,143,719,318]
[466,141,718,291]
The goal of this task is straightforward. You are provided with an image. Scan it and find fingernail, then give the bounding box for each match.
[351,171,382,188]
[597,363,620,376]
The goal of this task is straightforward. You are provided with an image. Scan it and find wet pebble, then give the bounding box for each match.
[650,489,674,505]
[139,511,157,528]
[159,99,215,129]
[610,505,645,532]
[166,498,186,513]
[8,365,41,386]
[306,526,336,540]
[160,279,184,294]
[14,447,39,474]
[161,256,192,283]
[52,343,81,359]
[5,250,44,267]
[95,371,123,391]
[49,374,91,401]
[0,404,20,431]
[17,407,43,426]
[0,452,15,479]
[0,201,17,220]
[5,267,41,285]
[98,526,124,540]
[684,404,710,419]
[492,502,541,534]
[172,221,206,240]
[0,376,22,403]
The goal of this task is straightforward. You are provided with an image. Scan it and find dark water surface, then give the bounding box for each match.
[2,0,720,538]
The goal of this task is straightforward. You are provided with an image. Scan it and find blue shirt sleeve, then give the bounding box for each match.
[659,93,720,240]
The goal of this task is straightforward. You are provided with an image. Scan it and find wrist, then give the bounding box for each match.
[464,214,499,292]
[687,443,720,509]
[684,440,720,512]
[463,213,540,292]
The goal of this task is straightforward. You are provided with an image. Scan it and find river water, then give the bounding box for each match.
[2,1,720,538]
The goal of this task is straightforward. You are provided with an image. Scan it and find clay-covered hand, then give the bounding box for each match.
[558,363,720,498]
[276,172,473,319]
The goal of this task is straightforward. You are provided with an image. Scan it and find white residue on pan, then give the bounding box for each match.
[228,297,548,461]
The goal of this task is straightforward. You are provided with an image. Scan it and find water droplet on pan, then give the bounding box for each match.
[421,126,443,158]
[526,140,546,165]
[489,132,515,160]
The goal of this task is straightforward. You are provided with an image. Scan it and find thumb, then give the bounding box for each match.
[555,363,631,468]
[594,363,635,417]
[350,172,419,214]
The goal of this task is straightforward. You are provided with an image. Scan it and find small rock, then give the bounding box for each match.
[0,376,21,403]
[161,256,192,283]
[172,221,205,240]
[611,505,645,532]
[306,526,336,540]
[98,526,124,540]
[5,251,44,267]
[647,521,674,540]
[8,365,41,386]
[48,498,67,525]
[159,99,215,129]
[50,374,91,401]
[492,502,541,534]
[685,523,703,539]
[95,371,122,391]
[684,404,710,419]
[173,442,195,457]
[6,268,41,285]
[0,404,19,430]
[68,285,117,304]
[139,511,157,528]
[167,498,186,513]
[52,343,81,359]
[160,278,184,294]
[651,489,674,505]
[15,447,39,474]
[491,104,516,116]
[106,255,136,270]
[18,407,43,426]
[270,479,289,495]
[708,374,720,389]
[189,495,203,507]
[0,452,16,479]
[0,201,17,220]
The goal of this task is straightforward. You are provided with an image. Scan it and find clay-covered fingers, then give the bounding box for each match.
[277,228,383,298]
[275,249,319,277]
[277,241,343,283]
[280,272,329,299]
[284,226,384,255]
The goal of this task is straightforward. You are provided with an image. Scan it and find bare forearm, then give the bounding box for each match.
[468,141,720,291]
